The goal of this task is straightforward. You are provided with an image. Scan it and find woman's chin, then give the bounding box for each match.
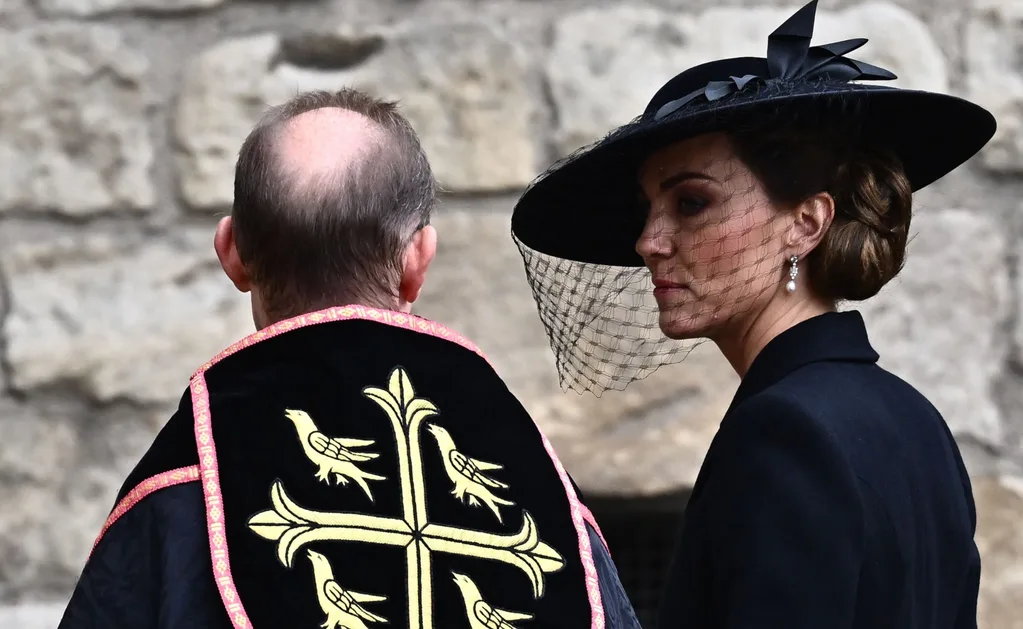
[657,309,703,340]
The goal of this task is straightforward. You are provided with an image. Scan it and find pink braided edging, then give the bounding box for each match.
[192,374,254,628]
[578,503,610,556]
[88,465,201,558]
[192,304,490,375]
[537,433,607,629]
[190,304,605,629]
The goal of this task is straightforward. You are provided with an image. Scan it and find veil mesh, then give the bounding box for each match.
[512,238,701,395]
[512,95,871,395]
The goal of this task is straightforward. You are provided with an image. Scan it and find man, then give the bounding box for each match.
[57,88,640,629]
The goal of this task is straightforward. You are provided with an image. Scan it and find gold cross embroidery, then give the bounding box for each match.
[248,366,566,629]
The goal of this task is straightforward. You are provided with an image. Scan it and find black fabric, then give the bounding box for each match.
[657,310,981,629]
[58,482,636,629]
[200,319,595,628]
[57,483,232,629]
[591,527,643,629]
[113,390,198,506]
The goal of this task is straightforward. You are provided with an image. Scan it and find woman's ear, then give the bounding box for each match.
[788,191,835,256]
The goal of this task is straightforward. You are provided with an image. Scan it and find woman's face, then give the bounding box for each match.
[636,133,793,340]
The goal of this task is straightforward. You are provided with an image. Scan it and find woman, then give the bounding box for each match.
[510,1,996,627]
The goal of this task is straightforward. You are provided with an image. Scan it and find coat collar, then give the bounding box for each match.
[726,310,879,414]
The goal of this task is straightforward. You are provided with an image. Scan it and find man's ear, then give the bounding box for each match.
[214,216,253,293]
[788,192,835,257]
[398,225,438,308]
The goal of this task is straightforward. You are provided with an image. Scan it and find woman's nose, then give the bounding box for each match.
[636,214,673,259]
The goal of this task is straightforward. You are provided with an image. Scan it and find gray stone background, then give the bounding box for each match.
[1,0,1022,626]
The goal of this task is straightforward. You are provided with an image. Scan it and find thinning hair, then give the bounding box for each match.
[232,88,436,321]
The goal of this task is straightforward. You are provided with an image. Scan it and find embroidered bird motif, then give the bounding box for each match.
[452,571,533,629]
[426,423,514,522]
[284,409,386,501]
[308,550,388,629]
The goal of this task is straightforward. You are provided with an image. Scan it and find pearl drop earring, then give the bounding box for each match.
[786,255,799,293]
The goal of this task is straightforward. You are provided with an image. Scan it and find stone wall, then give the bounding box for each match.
[1,0,1022,626]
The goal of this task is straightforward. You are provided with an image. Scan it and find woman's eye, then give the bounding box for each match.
[676,196,708,216]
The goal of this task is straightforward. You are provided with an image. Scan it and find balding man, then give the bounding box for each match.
[57,88,640,629]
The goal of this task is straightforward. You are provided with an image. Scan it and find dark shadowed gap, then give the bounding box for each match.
[587,489,691,629]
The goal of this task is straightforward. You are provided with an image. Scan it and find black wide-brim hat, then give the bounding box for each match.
[510,0,997,268]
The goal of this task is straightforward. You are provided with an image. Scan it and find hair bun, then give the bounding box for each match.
[811,149,912,301]
[730,114,914,303]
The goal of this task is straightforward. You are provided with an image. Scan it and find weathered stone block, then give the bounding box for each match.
[856,209,1010,448]
[534,348,737,497]
[176,21,538,210]
[2,230,253,402]
[0,603,66,629]
[546,5,698,158]
[548,2,948,155]
[965,0,1023,172]
[974,475,1023,629]
[0,395,171,601]
[0,0,25,20]
[416,201,737,495]
[35,0,222,17]
[0,24,155,215]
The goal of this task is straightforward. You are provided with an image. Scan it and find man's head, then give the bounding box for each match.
[214,88,438,329]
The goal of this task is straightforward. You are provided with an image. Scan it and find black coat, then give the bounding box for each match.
[658,310,980,629]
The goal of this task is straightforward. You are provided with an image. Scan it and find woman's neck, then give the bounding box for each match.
[713,294,835,378]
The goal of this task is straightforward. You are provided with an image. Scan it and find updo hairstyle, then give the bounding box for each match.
[727,106,913,302]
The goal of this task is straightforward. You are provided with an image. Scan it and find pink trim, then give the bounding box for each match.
[191,304,604,629]
[192,376,254,628]
[578,503,611,556]
[89,465,200,557]
[193,304,489,377]
[537,434,607,629]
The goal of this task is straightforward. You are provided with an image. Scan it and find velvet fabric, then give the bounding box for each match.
[112,389,198,505]
[202,319,594,628]
[58,482,233,629]
[86,316,600,629]
[57,481,636,629]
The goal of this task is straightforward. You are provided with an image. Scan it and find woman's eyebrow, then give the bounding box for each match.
[659,171,717,191]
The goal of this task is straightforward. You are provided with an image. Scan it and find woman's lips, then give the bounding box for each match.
[652,279,687,298]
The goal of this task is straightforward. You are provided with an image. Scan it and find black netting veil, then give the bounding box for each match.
[511,94,873,396]
[514,233,702,395]
[508,0,994,396]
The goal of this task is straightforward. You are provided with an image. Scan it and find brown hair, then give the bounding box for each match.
[232,88,436,321]
[728,110,912,302]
